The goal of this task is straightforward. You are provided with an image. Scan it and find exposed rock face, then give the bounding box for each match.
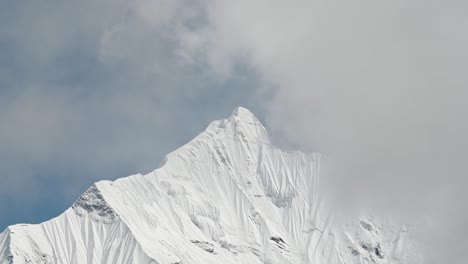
[0,107,414,264]
[72,185,118,223]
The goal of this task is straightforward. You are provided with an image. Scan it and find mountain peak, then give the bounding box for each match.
[231,106,255,119]
[205,107,269,143]
[229,106,263,128]
[0,107,411,264]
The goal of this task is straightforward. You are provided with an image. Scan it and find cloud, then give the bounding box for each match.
[186,0,468,262]
[0,0,262,230]
[2,1,467,262]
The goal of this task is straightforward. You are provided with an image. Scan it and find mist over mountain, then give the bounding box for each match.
[0,108,418,264]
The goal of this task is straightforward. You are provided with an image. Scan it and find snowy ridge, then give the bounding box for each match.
[0,107,414,264]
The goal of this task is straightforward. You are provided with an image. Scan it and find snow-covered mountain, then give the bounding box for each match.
[0,107,414,264]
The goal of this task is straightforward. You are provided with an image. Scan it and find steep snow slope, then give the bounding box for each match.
[0,107,414,264]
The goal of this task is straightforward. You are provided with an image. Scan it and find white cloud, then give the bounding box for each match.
[184,1,468,262]
[2,1,467,262]
[0,0,261,229]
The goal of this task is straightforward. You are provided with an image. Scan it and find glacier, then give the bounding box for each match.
[0,107,414,264]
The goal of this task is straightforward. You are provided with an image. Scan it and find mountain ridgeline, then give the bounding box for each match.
[0,107,414,264]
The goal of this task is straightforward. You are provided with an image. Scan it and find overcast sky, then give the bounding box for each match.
[1,1,467,262]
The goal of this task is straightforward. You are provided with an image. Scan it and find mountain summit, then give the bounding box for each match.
[0,107,412,264]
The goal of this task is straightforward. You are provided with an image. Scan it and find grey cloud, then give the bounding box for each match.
[2,0,467,262]
[0,0,262,230]
[189,0,468,263]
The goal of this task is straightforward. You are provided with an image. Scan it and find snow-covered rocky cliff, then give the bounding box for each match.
[0,107,413,264]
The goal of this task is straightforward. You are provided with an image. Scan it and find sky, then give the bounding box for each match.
[1,0,467,263]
